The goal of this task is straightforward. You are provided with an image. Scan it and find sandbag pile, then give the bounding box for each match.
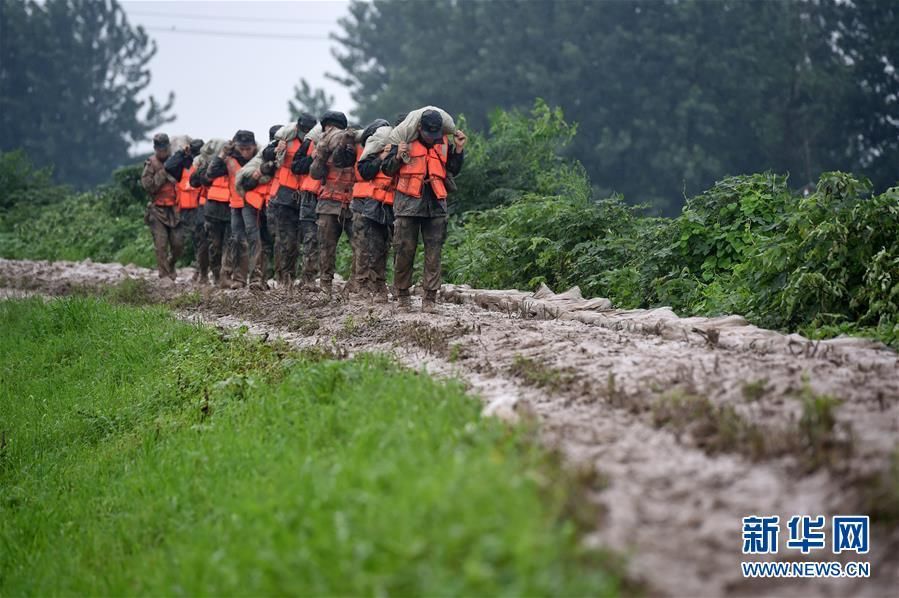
[439,282,893,364]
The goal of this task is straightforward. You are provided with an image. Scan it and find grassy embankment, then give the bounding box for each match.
[0,297,622,595]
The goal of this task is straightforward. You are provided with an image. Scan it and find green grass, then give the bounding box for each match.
[0,297,622,596]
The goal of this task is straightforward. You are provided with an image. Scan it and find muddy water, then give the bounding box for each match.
[2,258,897,597]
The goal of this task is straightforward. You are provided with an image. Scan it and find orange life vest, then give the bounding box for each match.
[245,178,273,210]
[395,137,449,200]
[352,146,374,199]
[206,159,233,204]
[149,156,177,207]
[299,140,322,195]
[319,145,356,203]
[371,170,397,206]
[275,138,303,190]
[226,158,244,209]
[177,165,202,210]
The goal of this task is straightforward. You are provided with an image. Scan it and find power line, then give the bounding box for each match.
[145,26,331,42]
[129,9,336,26]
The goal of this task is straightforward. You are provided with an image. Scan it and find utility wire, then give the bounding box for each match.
[129,9,336,26]
[145,26,332,41]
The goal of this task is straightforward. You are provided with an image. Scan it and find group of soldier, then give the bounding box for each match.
[140,108,467,313]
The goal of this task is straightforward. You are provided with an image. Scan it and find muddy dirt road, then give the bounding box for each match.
[2,258,897,597]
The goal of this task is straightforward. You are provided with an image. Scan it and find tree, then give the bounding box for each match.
[287,78,335,120]
[0,0,174,188]
[330,0,898,214]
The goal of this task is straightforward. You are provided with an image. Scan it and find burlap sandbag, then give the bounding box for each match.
[387,106,456,145]
[359,125,393,161]
[235,150,274,198]
[274,122,323,166]
[195,138,227,171]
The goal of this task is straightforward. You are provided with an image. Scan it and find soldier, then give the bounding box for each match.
[381,110,466,312]
[263,124,283,283]
[267,113,318,287]
[165,138,209,285]
[204,130,257,288]
[310,111,356,299]
[353,118,394,302]
[191,142,230,287]
[140,133,183,281]
[236,131,278,291]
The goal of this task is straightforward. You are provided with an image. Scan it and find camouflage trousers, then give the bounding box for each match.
[271,202,298,284]
[353,216,392,295]
[393,215,447,297]
[145,204,183,280]
[266,203,280,281]
[317,211,353,287]
[229,208,249,284]
[241,205,273,287]
[299,219,319,285]
[179,206,209,280]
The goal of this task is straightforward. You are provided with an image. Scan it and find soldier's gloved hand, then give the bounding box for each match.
[262,145,277,162]
[260,162,276,177]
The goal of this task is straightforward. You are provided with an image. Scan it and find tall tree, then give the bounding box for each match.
[331,0,898,214]
[288,78,335,120]
[0,0,174,188]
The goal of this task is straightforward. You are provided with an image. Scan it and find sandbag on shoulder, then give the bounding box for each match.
[387,106,456,145]
[359,125,393,161]
[195,138,227,171]
[234,150,272,198]
[274,122,323,166]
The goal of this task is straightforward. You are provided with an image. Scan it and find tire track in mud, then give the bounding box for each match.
[2,258,898,597]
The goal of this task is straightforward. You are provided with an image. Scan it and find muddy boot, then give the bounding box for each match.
[321,280,333,300]
[422,292,438,314]
[373,288,388,304]
[197,275,210,287]
[249,280,267,292]
[301,274,318,293]
[396,291,412,311]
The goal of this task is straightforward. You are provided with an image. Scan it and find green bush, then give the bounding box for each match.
[0,150,69,211]
[444,103,899,347]
[0,160,156,267]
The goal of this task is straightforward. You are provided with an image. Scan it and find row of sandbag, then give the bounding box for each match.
[180,105,458,198]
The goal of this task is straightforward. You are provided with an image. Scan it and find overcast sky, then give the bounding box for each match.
[120,0,353,153]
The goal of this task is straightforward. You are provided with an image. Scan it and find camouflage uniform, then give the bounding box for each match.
[229,206,249,285]
[242,203,272,288]
[381,127,464,307]
[315,200,353,293]
[203,200,231,284]
[298,192,320,287]
[360,199,394,299]
[179,204,209,281]
[349,197,369,293]
[140,136,183,280]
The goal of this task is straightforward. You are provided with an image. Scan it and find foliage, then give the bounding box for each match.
[444,104,899,348]
[0,161,156,267]
[333,0,898,214]
[0,150,70,211]
[0,0,174,188]
[452,100,580,213]
[0,297,624,595]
